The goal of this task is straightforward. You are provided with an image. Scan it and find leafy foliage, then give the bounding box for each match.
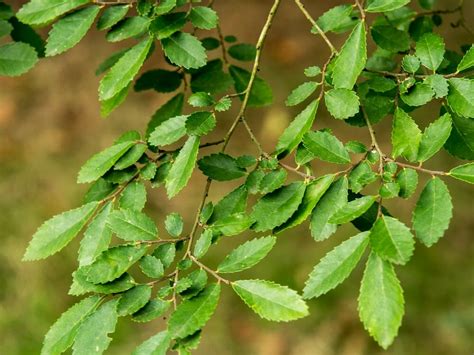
[6,0,473,352]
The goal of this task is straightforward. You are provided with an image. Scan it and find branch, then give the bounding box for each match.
[184,0,282,257]
[294,0,338,54]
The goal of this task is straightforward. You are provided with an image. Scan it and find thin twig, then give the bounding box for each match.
[189,255,230,284]
[385,158,448,176]
[184,0,282,258]
[294,0,338,54]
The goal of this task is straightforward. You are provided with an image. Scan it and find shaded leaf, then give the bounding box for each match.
[168,284,221,339]
[251,182,306,232]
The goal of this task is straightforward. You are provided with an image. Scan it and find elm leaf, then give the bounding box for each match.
[412,177,453,247]
[232,280,308,322]
[24,202,99,261]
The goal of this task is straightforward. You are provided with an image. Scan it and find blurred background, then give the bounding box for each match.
[1,0,473,354]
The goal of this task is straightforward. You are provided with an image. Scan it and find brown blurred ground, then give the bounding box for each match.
[0,1,473,354]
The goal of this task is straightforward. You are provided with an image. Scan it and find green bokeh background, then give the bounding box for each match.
[0,1,473,354]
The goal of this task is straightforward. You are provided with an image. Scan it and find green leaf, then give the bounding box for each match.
[41,296,101,355]
[424,74,448,99]
[417,113,452,162]
[152,244,173,270]
[99,37,153,101]
[358,253,404,349]
[191,59,233,95]
[165,212,183,237]
[315,4,356,33]
[209,185,248,223]
[77,141,135,183]
[447,78,474,118]
[185,111,216,136]
[215,97,232,112]
[17,0,89,25]
[396,168,418,198]
[154,0,177,15]
[217,236,276,273]
[165,136,200,198]
[0,18,12,38]
[369,216,415,265]
[69,271,135,296]
[457,45,474,72]
[303,231,369,299]
[132,331,171,355]
[449,162,474,184]
[139,255,164,278]
[412,177,453,247]
[45,6,100,57]
[402,54,420,73]
[275,174,335,233]
[400,83,434,107]
[346,140,368,153]
[188,92,214,107]
[132,299,170,323]
[285,81,318,107]
[366,0,410,12]
[80,244,148,284]
[189,6,218,30]
[117,285,152,316]
[303,130,351,164]
[107,209,157,241]
[0,3,13,20]
[332,21,367,89]
[114,142,146,170]
[391,108,421,162]
[275,100,319,158]
[146,93,184,137]
[348,161,378,193]
[304,65,321,77]
[251,182,306,232]
[329,195,378,225]
[135,69,182,93]
[150,12,186,40]
[232,280,308,322]
[325,88,360,119]
[106,16,150,43]
[119,181,147,211]
[97,4,130,30]
[311,177,348,241]
[229,65,273,107]
[371,24,410,53]
[193,229,213,259]
[78,203,113,266]
[168,283,221,339]
[228,43,256,62]
[211,212,253,236]
[415,32,445,71]
[162,32,207,69]
[198,153,246,181]
[24,202,98,261]
[149,115,188,147]
[72,299,118,355]
[0,42,38,76]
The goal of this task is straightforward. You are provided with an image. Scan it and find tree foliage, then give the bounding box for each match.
[1,0,473,352]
